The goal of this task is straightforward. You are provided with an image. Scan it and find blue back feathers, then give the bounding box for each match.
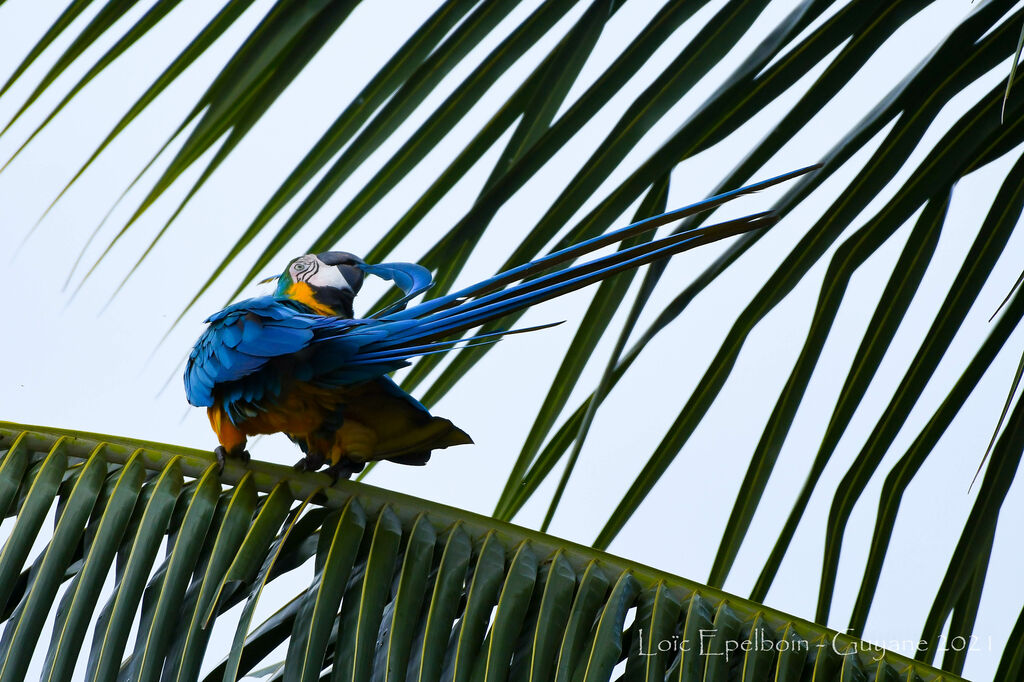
[185,165,819,413]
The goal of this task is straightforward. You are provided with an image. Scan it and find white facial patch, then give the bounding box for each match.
[310,264,351,290]
[289,255,352,291]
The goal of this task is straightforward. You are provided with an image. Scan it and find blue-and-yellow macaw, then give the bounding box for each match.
[185,167,815,478]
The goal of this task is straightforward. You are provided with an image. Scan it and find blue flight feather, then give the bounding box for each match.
[384,165,817,323]
[359,262,433,296]
[186,167,817,419]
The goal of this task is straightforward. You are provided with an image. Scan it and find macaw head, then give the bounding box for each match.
[265,251,433,318]
[270,251,366,317]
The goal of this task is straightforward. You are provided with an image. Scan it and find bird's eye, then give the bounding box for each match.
[293,260,310,273]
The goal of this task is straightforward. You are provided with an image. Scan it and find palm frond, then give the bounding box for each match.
[0,422,964,682]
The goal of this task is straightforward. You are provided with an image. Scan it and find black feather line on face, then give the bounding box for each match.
[293,257,319,282]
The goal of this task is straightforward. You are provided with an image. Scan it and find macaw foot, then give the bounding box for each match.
[292,457,364,484]
[292,451,326,473]
[324,460,366,485]
[215,446,250,473]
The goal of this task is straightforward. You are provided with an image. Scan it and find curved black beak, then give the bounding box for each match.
[317,251,363,266]
[317,251,365,292]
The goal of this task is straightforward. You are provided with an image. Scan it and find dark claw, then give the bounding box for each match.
[292,456,363,485]
[323,460,365,485]
[215,446,250,473]
[293,451,326,474]
[215,446,228,473]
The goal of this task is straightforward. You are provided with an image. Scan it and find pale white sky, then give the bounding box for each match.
[1,1,1022,680]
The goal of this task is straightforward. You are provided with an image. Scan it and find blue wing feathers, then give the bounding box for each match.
[186,301,323,407]
[186,211,774,407]
[237,325,312,356]
[186,168,816,411]
[359,262,432,296]
[220,321,243,347]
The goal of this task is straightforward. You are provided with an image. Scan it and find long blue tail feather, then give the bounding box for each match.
[368,283,434,319]
[348,322,563,364]
[405,215,774,343]
[411,210,776,331]
[385,164,818,322]
[360,211,778,356]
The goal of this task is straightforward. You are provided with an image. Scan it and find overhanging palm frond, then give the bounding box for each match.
[0,422,965,682]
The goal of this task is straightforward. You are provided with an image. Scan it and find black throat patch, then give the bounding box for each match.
[312,285,355,318]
